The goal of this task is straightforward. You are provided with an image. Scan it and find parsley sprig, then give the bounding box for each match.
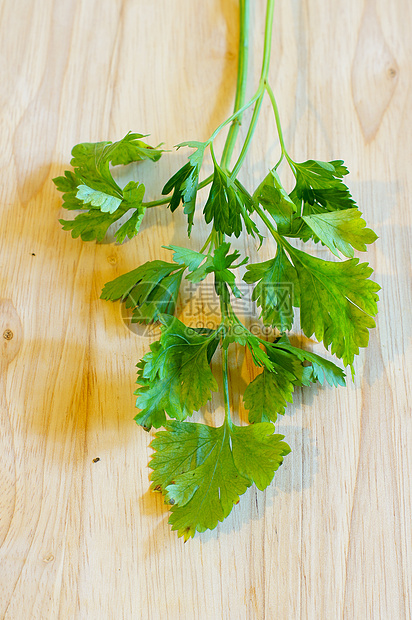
[53,0,379,540]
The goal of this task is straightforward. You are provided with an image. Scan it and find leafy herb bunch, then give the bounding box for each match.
[53,0,379,540]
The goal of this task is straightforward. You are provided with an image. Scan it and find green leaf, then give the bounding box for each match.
[271,340,346,387]
[114,206,147,244]
[203,164,263,239]
[131,270,183,323]
[76,185,122,214]
[149,420,290,540]
[185,256,214,284]
[59,182,146,243]
[52,170,85,210]
[176,141,206,168]
[244,248,300,331]
[162,164,192,210]
[107,132,163,165]
[70,140,115,191]
[114,182,146,243]
[273,159,360,242]
[254,169,296,231]
[244,335,276,370]
[101,260,177,302]
[242,332,346,423]
[55,133,161,242]
[234,180,264,243]
[71,132,161,176]
[101,260,183,323]
[203,163,242,237]
[263,341,309,384]
[53,170,80,193]
[59,204,130,242]
[186,242,248,303]
[292,159,355,213]
[221,321,274,371]
[230,423,291,491]
[152,423,247,539]
[133,346,167,430]
[122,180,146,205]
[70,133,160,196]
[259,184,295,229]
[287,246,380,368]
[243,369,294,423]
[212,242,246,300]
[243,335,312,423]
[164,245,206,272]
[301,208,378,258]
[134,316,218,429]
[162,142,206,235]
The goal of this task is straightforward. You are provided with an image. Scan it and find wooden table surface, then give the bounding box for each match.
[0,0,410,618]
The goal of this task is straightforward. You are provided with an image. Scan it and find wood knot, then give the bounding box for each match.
[3,329,13,340]
[0,300,22,364]
[351,2,398,142]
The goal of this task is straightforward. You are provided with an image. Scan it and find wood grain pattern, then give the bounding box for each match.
[0,0,410,618]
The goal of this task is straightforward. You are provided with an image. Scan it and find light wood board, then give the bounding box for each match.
[0,0,411,618]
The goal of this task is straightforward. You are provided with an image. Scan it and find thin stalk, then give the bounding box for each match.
[142,174,213,208]
[265,81,294,168]
[220,0,250,170]
[215,1,252,427]
[230,0,276,178]
[222,346,232,428]
[218,287,233,427]
[253,201,281,241]
[254,202,291,252]
[145,0,278,206]
[260,0,276,81]
[230,93,264,178]
[207,91,261,147]
[145,0,277,206]
[142,196,174,208]
[274,152,284,170]
[199,229,216,254]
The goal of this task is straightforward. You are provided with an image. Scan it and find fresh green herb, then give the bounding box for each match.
[150,421,290,539]
[54,0,379,540]
[134,315,219,429]
[54,133,161,242]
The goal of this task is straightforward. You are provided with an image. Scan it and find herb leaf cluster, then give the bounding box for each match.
[54,1,379,540]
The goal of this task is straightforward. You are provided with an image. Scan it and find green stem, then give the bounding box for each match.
[216,1,252,427]
[230,93,264,178]
[265,81,294,168]
[199,229,216,254]
[142,174,213,208]
[253,202,282,242]
[142,196,173,208]
[207,91,261,148]
[260,0,276,81]
[222,346,232,428]
[254,202,297,257]
[230,0,276,178]
[145,0,280,208]
[218,290,233,427]
[220,0,250,170]
[145,0,279,206]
